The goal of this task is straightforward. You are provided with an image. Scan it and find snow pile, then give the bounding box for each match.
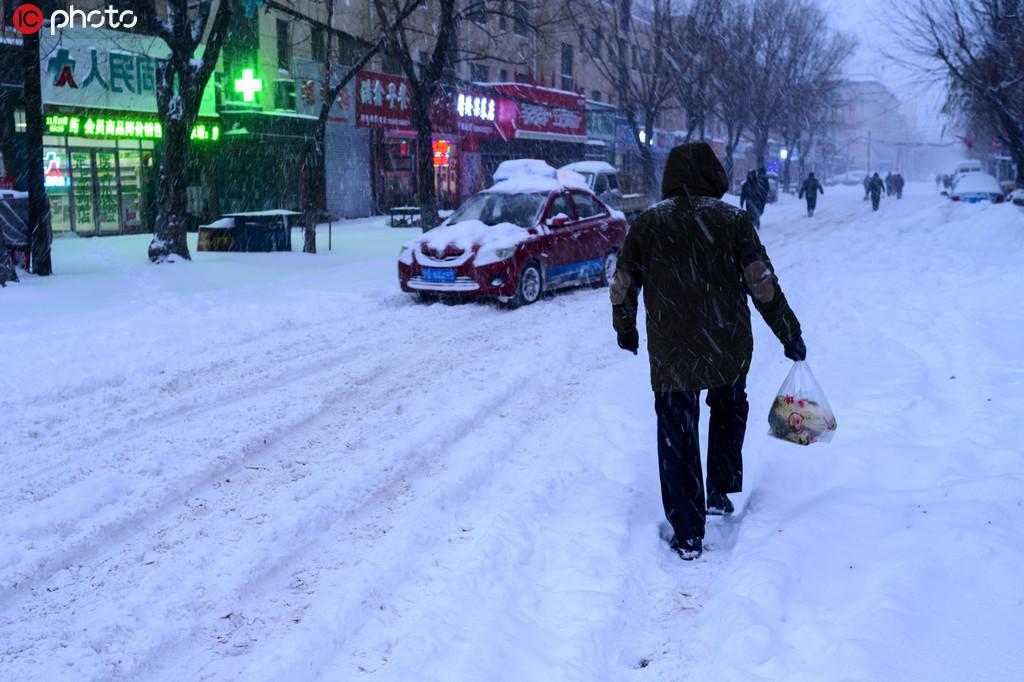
[410,219,530,263]
[560,160,617,176]
[1,187,1023,680]
[491,158,587,193]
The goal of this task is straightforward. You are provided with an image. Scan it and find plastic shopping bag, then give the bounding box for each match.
[768,361,838,445]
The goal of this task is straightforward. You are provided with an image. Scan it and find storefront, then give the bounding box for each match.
[585,101,617,164]
[40,28,220,236]
[484,83,587,179]
[295,59,372,219]
[357,71,512,211]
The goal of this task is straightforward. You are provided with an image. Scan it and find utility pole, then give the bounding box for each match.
[21,5,51,276]
[866,130,872,173]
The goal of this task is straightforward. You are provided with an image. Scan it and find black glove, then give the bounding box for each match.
[617,329,639,355]
[784,336,807,362]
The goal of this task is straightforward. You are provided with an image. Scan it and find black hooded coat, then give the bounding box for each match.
[611,143,802,391]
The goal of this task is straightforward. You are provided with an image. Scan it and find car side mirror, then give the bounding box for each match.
[546,215,568,228]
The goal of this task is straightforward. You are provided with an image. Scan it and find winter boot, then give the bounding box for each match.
[670,535,703,561]
[706,490,734,516]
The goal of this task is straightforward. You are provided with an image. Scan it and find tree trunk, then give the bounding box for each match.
[22,26,51,276]
[304,120,327,253]
[754,131,768,170]
[149,118,192,262]
[412,93,437,231]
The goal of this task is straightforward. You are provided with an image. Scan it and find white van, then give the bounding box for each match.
[952,160,983,185]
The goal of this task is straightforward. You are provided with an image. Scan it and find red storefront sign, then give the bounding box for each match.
[491,84,586,142]
[356,71,413,129]
[356,73,586,145]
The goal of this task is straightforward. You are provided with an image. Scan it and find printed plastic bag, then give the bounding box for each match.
[768,361,837,445]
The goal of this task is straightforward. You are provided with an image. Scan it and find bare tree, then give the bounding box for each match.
[895,0,1024,187]
[127,0,236,263]
[568,0,679,198]
[671,0,723,143]
[301,0,423,253]
[710,0,755,186]
[776,27,853,191]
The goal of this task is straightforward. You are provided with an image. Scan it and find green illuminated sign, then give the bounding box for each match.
[45,114,220,142]
[234,69,263,102]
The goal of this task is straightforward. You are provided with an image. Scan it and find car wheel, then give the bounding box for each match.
[511,263,543,307]
[599,250,619,287]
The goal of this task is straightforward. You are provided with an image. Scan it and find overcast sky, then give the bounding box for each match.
[820,0,950,141]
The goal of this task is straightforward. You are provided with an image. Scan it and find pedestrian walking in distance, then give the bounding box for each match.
[885,172,895,197]
[739,170,766,230]
[610,142,805,561]
[893,173,905,199]
[799,172,825,217]
[868,172,885,211]
[863,174,871,201]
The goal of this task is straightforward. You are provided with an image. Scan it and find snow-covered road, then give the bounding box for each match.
[3,186,1023,680]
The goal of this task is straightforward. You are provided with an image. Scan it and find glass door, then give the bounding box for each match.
[96,151,118,234]
[117,149,146,233]
[71,150,97,235]
[70,149,121,235]
[43,147,73,234]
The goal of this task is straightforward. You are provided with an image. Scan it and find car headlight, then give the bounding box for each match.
[398,244,414,265]
[475,246,516,267]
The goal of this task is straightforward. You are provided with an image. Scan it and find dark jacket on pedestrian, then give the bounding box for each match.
[739,171,766,214]
[869,173,885,199]
[611,143,802,391]
[799,175,824,202]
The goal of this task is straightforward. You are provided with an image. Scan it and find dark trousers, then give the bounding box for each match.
[805,197,817,216]
[871,195,881,211]
[654,380,748,541]
[745,206,762,230]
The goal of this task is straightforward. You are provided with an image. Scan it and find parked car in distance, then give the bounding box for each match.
[951,159,983,186]
[398,159,629,307]
[1007,188,1024,208]
[827,170,869,186]
[560,161,649,219]
[945,173,1005,204]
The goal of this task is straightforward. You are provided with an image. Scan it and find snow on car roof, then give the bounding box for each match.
[560,161,617,175]
[490,159,587,194]
[954,173,1001,193]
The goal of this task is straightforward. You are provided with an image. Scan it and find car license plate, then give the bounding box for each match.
[422,267,456,283]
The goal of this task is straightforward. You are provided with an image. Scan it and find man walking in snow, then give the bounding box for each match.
[739,170,766,229]
[868,172,885,211]
[610,142,805,561]
[893,173,905,199]
[798,172,825,217]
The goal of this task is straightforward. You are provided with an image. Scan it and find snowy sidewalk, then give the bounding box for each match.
[2,186,1023,680]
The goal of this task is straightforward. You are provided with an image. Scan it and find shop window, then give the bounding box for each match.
[516,72,532,84]
[591,90,601,102]
[514,1,528,36]
[276,19,291,71]
[275,80,296,111]
[500,69,509,82]
[311,26,326,63]
[470,63,489,82]
[560,43,573,92]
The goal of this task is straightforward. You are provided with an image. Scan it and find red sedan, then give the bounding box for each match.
[398,162,629,307]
